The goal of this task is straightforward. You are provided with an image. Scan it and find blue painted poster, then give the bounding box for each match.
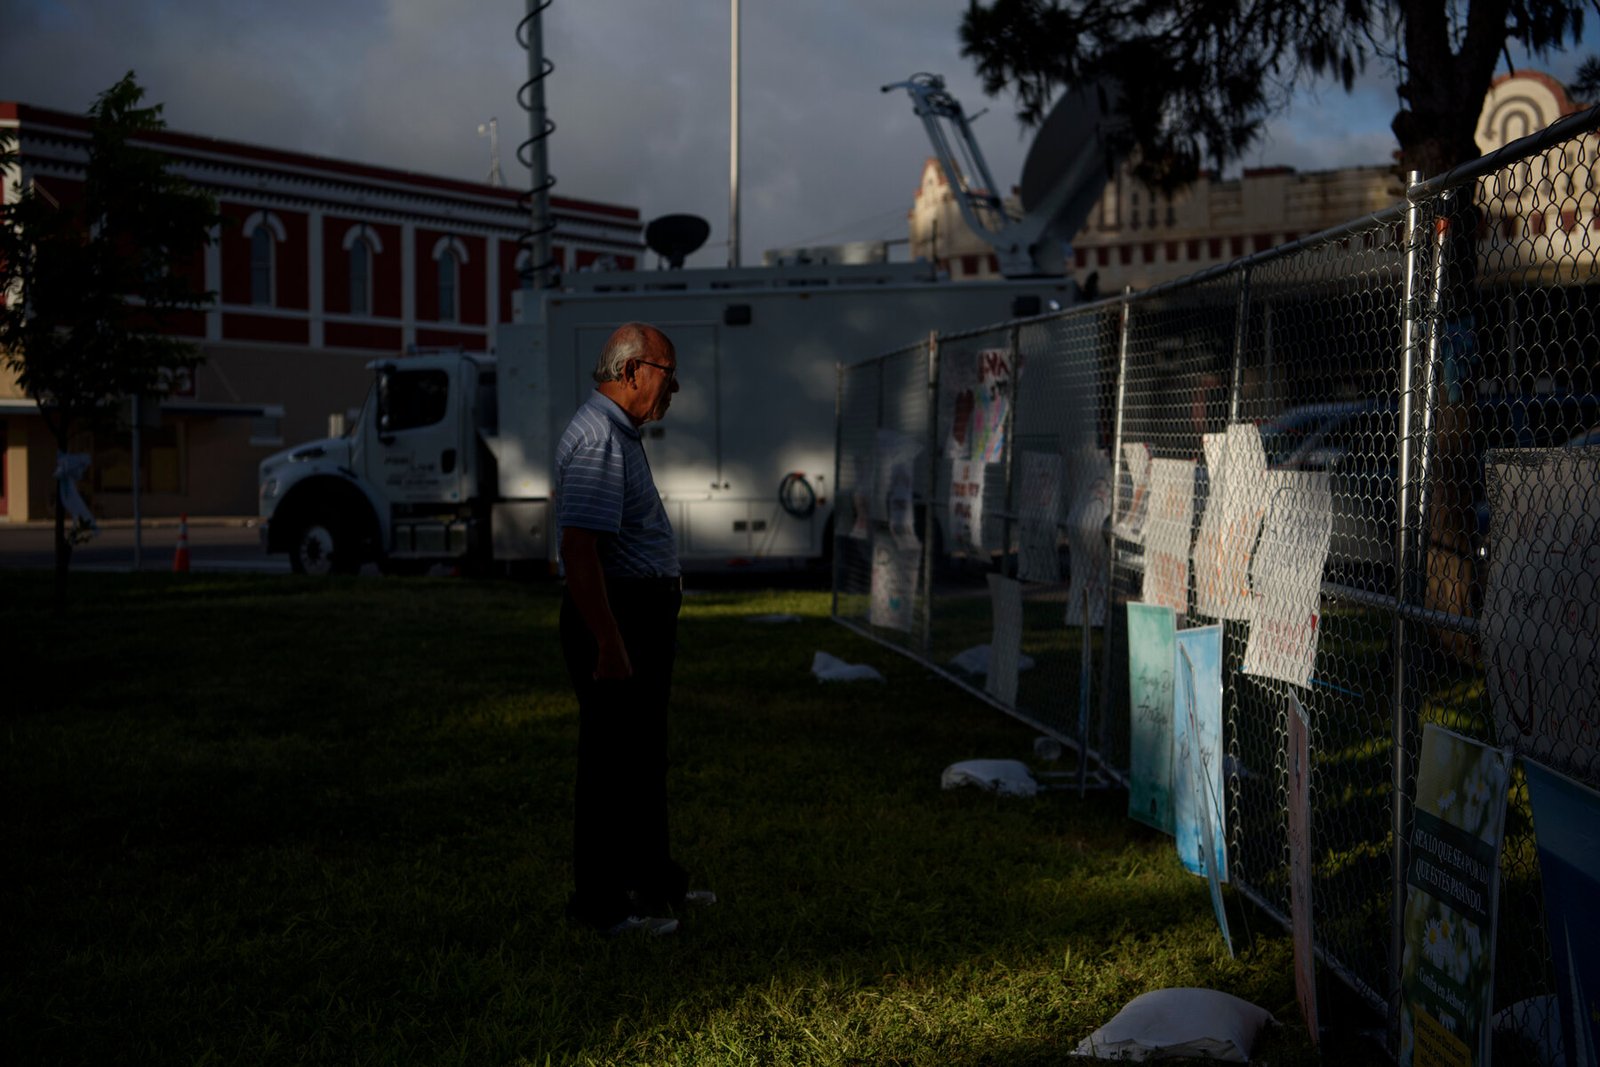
[1174,624,1230,955]
[1399,725,1511,1067]
[1127,602,1176,833]
[1523,759,1600,1067]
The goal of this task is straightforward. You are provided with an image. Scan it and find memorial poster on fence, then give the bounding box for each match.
[1018,451,1063,583]
[1144,458,1197,615]
[1399,724,1511,1067]
[942,349,980,460]
[1066,448,1112,626]
[1127,601,1177,833]
[869,538,919,633]
[986,574,1025,706]
[1113,441,1153,543]
[1192,423,1268,620]
[972,347,1013,464]
[1522,758,1600,1067]
[1287,691,1318,1043]
[845,453,871,540]
[874,428,922,550]
[1481,447,1600,781]
[948,459,986,550]
[1174,624,1231,956]
[1242,471,1331,689]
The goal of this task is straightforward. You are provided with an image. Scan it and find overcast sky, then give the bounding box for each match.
[2,1,1592,269]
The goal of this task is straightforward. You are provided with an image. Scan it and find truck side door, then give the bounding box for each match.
[371,363,471,506]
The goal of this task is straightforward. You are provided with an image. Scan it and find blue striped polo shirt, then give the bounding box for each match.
[555,391,680,578]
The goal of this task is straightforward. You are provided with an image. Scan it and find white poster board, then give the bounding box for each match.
[1482,448,1600,781]
[1144,458,1197,615]
[948,459,986,551]
[869,538,919,633]
[1242,472,1332,689]
[874,428,922,550]
[1192,423,1268,621]
[1066,448,1112,626]
[1113,441,1153,544]
[986,574,1024,706]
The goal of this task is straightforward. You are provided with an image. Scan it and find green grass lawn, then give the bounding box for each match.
[2,572,1387,1065]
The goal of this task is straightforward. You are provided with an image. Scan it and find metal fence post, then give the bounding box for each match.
[832,359,845,621]
[1389,170,1430,1021]
[1228,266,1253,423]
[1098,292,1134,761]
[922,331,940,657]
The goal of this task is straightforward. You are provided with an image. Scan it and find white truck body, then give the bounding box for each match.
[258,261,1073,574]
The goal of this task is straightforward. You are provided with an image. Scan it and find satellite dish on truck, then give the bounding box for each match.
[646,214,711,269]
[884,73,1123,279]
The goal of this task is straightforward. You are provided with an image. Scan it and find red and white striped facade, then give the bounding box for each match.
[0,101,645,520]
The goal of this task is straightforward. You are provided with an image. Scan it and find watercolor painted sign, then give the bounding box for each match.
[1242,471,1331,689]
[1523,759,1600,1067]
[1287,692,1318,1044]
[1482,448,1600,782]
[869,539,919,633]
[1174,624,1230,955]
[987,575,1025,706]
[1192,423,1268,621]
[1144,458,1197,615]
[1066,448,1111,626]
[972,348,1013,465]
[1399,725,1511,1067]
[1127,602,1177,833]
[1018,451,1063,583]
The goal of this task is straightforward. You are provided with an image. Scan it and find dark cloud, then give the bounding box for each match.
[3,1,1590,269]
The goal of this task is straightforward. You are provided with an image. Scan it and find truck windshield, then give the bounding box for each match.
[378,369,450,433]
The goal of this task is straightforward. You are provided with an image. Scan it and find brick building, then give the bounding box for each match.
[1,102,643,521]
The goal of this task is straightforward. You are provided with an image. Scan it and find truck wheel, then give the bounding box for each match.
[288,519,358,576]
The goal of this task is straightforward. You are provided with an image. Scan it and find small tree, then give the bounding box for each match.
[0,72,220,585]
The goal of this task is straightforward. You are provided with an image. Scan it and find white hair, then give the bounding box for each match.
[592,322,657,383]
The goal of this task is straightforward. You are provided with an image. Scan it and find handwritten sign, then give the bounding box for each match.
[1287,692,1317,1043]
[1113,441,1153,544]
[1482,448,1600,783]
[987,575,1024,706]
[1143,458,1197,614]
[875,428,922,551]
[1127,602,1176,833]
[1399,725,1511,1067]
[948,459,986,550]
[943,351,980,460]
[869,538,919,633]
[1066,448,1111,626]
[1242,472,1331,689]
[1192,423,1268,620]
[1018,451,1063,583]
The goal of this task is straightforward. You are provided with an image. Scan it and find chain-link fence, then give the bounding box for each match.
[834,106,1599,1061]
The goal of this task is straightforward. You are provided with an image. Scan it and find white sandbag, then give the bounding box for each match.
[948,644,1036,676]
[811,651,885,683]
[1074,987,1274,1062]
[940,759,1039,797]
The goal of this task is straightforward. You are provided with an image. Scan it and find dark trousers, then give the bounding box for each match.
[560,579,687,928]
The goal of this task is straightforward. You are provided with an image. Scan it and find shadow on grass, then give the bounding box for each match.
[3,571,1385,1065]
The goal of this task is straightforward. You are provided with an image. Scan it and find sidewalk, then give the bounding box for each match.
[0,515,258,530]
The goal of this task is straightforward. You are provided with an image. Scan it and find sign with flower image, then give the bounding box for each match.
[1399,725,1512,1067]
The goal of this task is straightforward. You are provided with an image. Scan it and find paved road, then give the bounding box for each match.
[0,517,290,574]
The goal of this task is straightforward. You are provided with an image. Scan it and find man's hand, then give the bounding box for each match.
[562,526,633,681]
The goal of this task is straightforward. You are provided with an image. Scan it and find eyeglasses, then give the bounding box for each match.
[635,359,677,381]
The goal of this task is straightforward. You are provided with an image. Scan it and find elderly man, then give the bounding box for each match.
[555,321,711,936]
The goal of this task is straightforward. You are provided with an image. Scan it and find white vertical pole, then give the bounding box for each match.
[728,0,741,269]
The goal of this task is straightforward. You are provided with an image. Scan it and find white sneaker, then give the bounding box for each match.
[606,914,679,937]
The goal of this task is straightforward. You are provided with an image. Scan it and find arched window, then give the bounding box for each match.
[250,225,275,306]
[437,250,458,322]
[349,239,371,316]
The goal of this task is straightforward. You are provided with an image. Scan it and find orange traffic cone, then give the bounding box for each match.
[172,513,191,573]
